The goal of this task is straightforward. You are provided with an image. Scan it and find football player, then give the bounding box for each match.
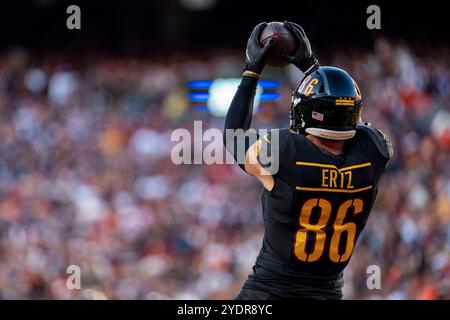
[223,21,393,300]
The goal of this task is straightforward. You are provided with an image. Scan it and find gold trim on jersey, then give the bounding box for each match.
[295,185,373,193]
[295,162,373,193]
[296,161,371,172]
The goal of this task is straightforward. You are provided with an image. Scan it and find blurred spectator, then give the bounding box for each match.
[0,40,448,299]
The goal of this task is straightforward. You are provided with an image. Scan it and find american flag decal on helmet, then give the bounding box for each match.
[312,111,324,121]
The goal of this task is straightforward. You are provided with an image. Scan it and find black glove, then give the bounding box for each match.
[244,22,277,75]
[281,21,319,74]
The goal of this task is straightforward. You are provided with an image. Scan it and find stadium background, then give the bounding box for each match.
[0,0,448,299]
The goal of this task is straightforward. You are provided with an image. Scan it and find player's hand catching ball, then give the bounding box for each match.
[244,22,277,76]
[281,21,319,74]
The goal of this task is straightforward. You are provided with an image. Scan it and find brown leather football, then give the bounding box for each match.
[258,21,297,67]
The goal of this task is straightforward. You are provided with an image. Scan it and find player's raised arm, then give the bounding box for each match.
[223,21,319,188]
[223,22,275,172]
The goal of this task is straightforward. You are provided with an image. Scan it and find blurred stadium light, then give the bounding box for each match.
[188,78,281,116]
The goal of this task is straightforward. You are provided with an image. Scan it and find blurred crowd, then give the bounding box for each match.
[0,39,449,299]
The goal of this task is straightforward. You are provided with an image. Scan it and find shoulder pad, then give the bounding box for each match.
[356,123,393,160]
[256,128,295,173]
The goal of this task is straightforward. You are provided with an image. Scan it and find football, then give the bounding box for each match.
[258,21,297,67]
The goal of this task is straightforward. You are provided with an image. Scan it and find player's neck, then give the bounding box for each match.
[306,135,344,155]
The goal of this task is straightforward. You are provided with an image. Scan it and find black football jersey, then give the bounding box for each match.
[243,124,393,299]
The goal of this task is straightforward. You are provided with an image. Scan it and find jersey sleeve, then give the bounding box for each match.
[355,123,394,168]
[255,128,296,176]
